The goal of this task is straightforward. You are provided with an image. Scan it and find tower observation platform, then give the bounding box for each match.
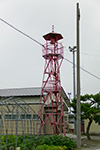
[42,29,64,59]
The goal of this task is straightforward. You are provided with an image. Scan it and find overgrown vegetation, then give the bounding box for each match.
[0,134,76,150]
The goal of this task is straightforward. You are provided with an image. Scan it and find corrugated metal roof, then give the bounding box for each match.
[0,87,41,97]
[0,87,69,106]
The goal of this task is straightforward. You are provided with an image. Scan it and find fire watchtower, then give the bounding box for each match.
[38,26,65,135]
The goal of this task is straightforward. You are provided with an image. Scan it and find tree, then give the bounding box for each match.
[71,93,100,140]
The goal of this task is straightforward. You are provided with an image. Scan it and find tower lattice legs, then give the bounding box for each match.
[38,27,66,136]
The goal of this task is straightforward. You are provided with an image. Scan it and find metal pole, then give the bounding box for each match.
[5,129,8,150]
[69,46,77,98]
[73,50,76,98]
[73,49,76,134]
[69,46,76,98]
[69,46,76,134]
[15,104,18,149]
[76,3,81,147]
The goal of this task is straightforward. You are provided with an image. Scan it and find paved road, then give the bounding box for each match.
[78,137,100,150]
[66,134,100,150]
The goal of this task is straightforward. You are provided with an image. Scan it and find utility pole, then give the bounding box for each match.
[69,46,76,98]
[69,46,77,134]
[76,3,81,147]
[73,48,76,98]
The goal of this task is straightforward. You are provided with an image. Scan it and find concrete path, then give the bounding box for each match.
[66,134,100,150]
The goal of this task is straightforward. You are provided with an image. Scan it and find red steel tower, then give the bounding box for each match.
[38,26,65,135]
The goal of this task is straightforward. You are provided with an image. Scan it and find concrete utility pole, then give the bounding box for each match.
[76,3,81,147]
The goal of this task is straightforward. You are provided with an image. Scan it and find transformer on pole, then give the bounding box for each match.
[38,26,65,135]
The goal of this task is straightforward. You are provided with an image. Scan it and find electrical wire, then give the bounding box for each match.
[81,52,100,57]
[80,67,100,80]
[0,18,100,81]
[64,57,100,81]
[0,18,44,48]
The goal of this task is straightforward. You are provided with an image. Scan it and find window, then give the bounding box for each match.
[20,114,32,120]
[0,115,2,120]
[12,114,18,120]
[26,114,31,119]
[4,114,19,120]
[5,114,12,120]
[33,114,40,120]
[64,116,67,121]
[20,114,25,120]
[69,118,74,123]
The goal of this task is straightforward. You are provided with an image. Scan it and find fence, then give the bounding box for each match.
[0,97,40,149]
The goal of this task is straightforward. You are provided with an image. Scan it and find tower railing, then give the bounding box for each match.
[42,42,64,58]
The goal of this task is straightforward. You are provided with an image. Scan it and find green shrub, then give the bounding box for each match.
[36,144,67,150]
[0,135,16,149]
[0,134,76,150]
[37,135,76,149]
[31,135,76,149]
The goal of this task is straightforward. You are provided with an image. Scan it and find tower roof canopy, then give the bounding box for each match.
[43,32,63,41]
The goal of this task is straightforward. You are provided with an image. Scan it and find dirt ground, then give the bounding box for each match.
[77,135,100,150]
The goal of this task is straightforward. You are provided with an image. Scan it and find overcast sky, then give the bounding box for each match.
[0,0,100,98]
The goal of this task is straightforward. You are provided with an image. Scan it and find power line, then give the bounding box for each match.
[65,50,100,58]
[0,18,100,81]
[64,57,100,81]
[80,67,100,80]
[81,52,100,57]
[0,18,44,48]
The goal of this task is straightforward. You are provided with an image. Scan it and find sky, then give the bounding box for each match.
[0,0,100,98]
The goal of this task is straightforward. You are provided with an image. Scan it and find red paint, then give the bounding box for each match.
[38,26,65,135]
